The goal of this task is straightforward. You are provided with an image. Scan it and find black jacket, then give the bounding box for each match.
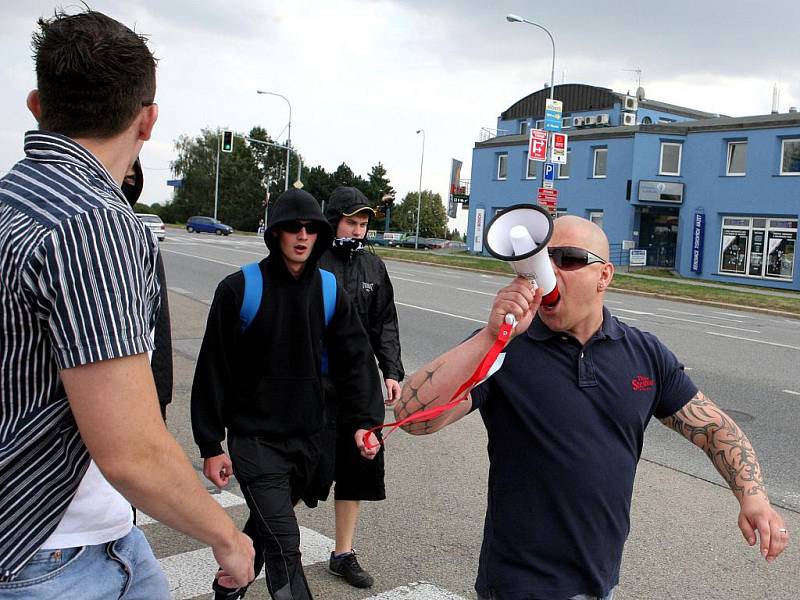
[318,248,404,383]
[191,189,381,458]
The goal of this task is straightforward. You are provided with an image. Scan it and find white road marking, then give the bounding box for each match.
[393,276,433,285]
[705,331,800,351]
[137,490,245,526]
[160,248,239,268]
[456,288,495,296]
[782,390,800,396]
[160,526,332,599]
[613,308,760,333]
[658,308,746,323]
[364,582,468,599]
[167,286,194,295]
[396,302,485,324]
[712,311,757,319]
[604,299,624,305]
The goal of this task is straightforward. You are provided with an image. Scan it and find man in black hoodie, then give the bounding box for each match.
[191,189,381,600]
[317,186,404,588]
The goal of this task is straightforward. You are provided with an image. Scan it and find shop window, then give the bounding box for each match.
[719,216,796,280]
[592,148,607,178]
[659,142,682,176]
[496,153,508,180]
[780,139,800,175]
[726,141,747,176]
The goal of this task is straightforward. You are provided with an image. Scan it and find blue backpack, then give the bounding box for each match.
[238,262,337,372]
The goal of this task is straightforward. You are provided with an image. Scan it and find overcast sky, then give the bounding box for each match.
[2,0,798,231]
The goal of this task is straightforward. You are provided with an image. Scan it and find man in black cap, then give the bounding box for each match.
[317,186,404,588]
[191,189,381,599]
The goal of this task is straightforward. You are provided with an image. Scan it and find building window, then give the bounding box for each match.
[726,141,747,176]
[592,148,607,178]
[719,216,797,280]
[519,120,529,136]
[526,155,537,179]
[659,142,682,176]
[534,119,544,130]
[555,207,568,219]
[588,211,604,229]
[558,151,571,178]
[780,139,800,175]
[496,153,508,180]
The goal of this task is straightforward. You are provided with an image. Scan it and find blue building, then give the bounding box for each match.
[464,83,800,290]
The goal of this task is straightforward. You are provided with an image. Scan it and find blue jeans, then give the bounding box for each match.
[0,527,168,599]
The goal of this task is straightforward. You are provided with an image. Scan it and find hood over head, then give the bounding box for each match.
[265,188,332,266]
[324,186,376,230]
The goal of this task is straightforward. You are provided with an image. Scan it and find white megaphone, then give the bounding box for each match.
[484,204,560,306]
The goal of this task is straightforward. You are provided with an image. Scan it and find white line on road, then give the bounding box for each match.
[159,526,332,599]
[705,331,800,351]
[712,311,757,319]
[658,308,746,323]
[456,288,495,296]
[137,490,245,526]
[782,390,800,396]
[167,287,194,295]
[396,302,485,324]
[613,308,760,333]
[160,248,240,268]
[392,276,433,285]
[364,583,468,600]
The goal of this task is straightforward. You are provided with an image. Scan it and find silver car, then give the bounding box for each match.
[136,213,166,241]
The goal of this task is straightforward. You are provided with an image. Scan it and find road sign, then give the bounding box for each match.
[542,181,554,189]
[544,99,563,132]
[543,162,556,182]
[550,133,568,164]
[537,187,558,199]
[528,129,548,162]
[630,249,647,267]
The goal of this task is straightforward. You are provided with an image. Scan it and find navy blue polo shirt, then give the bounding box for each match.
[470,307,697,599]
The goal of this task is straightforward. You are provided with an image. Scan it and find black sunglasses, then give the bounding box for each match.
[548,246,607,270]
[280,220,325,235]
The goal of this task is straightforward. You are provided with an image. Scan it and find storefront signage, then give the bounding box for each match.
[630,249,647,266]
[550,133,568,164]
[473,208,485,253]
[638,180,684,204]
[691,211,705,273]
[529,129,548,162]
[544,99,563,132]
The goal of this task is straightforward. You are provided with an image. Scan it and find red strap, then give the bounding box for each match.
[364,320,514,449]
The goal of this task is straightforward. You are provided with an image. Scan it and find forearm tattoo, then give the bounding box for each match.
[660,392,766,500]
[395,363,444,434]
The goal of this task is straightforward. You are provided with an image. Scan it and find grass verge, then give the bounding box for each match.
[373,247,800,316]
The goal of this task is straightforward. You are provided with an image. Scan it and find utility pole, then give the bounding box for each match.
[213,129,221,220]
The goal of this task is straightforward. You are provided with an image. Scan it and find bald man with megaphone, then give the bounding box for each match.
[394,212,788,600]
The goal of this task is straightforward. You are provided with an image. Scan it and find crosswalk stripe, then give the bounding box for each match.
[364,582,468,599]
[137,490,246,526]
[159,526,333,599]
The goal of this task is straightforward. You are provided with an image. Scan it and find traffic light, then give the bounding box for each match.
[221,131,233,153]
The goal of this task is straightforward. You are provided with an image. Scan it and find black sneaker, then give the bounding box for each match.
[328,550,374,589]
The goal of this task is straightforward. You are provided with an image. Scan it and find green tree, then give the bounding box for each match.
[393,190,447,238]
[366,162,394,232]
[301,165,335,206]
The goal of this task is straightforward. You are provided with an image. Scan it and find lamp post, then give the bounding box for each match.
[414,129,425,250]
[507,13,557,195]
[256,90,292,191]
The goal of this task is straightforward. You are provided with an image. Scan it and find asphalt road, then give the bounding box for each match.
[151,228,800,599]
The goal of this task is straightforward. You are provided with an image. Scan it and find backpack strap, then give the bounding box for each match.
[320,269,337,327]
[319,269,337,374]
[239,262,262,332]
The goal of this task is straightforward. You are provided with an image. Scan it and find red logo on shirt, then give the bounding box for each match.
[631,375,655,392]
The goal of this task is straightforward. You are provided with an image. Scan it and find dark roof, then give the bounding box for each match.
[500,83,721,121]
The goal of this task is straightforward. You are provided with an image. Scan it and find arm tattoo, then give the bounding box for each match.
[660,392,767,501]
[394,363,444,434]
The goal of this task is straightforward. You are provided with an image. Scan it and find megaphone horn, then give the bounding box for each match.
[484,204,560,307]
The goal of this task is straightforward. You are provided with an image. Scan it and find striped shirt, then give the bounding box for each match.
[0,131,160,580]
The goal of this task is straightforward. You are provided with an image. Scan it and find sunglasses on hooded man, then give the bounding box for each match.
[279,220,326,235]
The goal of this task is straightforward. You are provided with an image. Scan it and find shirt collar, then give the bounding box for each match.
[23,130,122,195]
[526,305,626,342]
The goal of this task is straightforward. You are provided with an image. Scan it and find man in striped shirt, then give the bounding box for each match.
[0,9,253,598]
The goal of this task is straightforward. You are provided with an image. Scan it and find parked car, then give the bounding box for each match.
[186,215,233,236]
[398,235,432,249]
[135,213,166,241]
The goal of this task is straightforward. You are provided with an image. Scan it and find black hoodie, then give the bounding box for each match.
[191,189,381,458]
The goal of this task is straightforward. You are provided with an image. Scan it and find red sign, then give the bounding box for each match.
[528,129,548,162]
[550,133,568,164]
[537,187,558,200]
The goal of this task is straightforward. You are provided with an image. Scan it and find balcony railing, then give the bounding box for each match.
[478,127,509,142]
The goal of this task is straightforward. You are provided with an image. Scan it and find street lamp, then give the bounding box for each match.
[256,90,292,191]
[506,14,555,101]
[414,129,425,250]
